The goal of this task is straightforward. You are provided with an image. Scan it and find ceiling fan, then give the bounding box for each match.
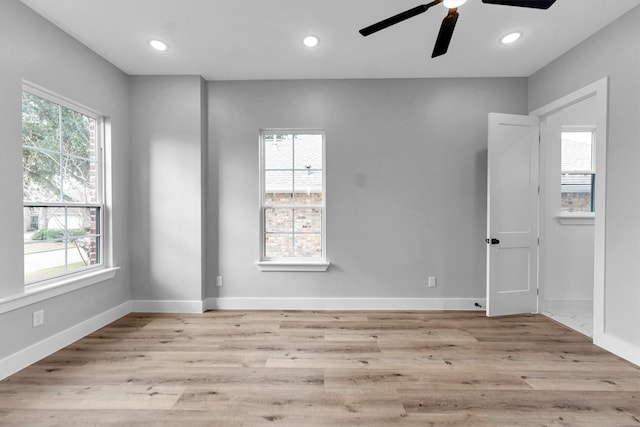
[359,0,557,58]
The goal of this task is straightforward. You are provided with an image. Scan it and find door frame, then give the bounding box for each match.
[529,77,608,342]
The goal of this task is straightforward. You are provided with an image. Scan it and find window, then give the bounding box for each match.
[561,130,595,213]
[258,130,328,270]
[22,87,103,284]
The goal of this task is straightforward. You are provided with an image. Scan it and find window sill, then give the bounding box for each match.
[557,213,595,225]
[256,261,331,272]
[0,267,120,315]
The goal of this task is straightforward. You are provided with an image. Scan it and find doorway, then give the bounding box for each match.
[531,78,608,339]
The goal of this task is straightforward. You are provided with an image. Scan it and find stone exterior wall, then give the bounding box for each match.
[264,192,322,258]
[561,192,592,213]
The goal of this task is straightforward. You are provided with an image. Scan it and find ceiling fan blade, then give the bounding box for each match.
[432,9,459,58]
[359,1,441,36]
[481,0,556,9]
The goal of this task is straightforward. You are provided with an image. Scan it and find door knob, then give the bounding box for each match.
[486,238,500,245]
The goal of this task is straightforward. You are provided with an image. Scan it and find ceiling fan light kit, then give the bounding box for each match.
[443,0,468,8]
[359,0,556,58]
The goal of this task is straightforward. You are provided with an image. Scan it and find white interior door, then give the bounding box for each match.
[486,113,539,317]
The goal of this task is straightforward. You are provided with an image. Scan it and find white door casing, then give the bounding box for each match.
[486,113,539,317]
[531,78,611,354]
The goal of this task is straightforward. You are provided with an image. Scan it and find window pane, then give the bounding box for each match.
[561,131,593,172]
[22,92,60,152]
[23,148,62,202]
[265,170,292,192]
[265,208,293,233]
[294,134,323,170]
[62,111,93,160]
[24,206,66,282]
[264,134,293,170]
[561,173,594,213]
[62,157,96,203]
[265,234,293,258]
[67,236,100,270]
[293,170,323,205]
[66,207,99,233]
[294,170,322,191]
[24,207,101,282]
[27,206,65,234]
[294,234,322,258]
[265,170,293,205]
[24,240,67,282]
[294,208,322,233]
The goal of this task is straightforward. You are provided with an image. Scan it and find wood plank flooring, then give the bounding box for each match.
[1,311,639,426]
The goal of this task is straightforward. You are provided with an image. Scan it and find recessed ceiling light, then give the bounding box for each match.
[302,35,320,48]
[149,39,168,51]
[500,32,522,45]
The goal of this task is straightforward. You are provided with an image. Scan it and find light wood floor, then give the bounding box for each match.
[1,311,639,426]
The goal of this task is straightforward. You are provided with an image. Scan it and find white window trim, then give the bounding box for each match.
[22,82,111,286]
[556,212,595,225]
[256,261,330,272]
[256,129,330,272]
[0,267,120,315]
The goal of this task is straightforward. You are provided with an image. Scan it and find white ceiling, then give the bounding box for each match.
[20,0,640,80]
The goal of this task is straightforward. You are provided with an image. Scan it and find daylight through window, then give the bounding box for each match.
[260,131,325,261]
[22,88,103,283]
[560,130,595,213]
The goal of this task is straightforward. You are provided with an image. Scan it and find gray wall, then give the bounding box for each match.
[209,78,527,304]
[530,5,640,348]
[0,0,131,358]
[130,76,207,304]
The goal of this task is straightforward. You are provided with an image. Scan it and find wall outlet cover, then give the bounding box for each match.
[428,276,437,288]
[32,310,44,327]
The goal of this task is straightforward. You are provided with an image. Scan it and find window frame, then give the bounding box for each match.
[256,129,329,272]
[22,83,107,286]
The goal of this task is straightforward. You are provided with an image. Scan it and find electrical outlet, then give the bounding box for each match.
[216,276,223,287]
[428,276,437,288]
[32,310,44,328]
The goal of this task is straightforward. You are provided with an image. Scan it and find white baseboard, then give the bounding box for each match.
[595,332,640,367]
[131,299,204,313]
[205,297,486,311]
[543,298,593,312]
[0,301,131,381]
